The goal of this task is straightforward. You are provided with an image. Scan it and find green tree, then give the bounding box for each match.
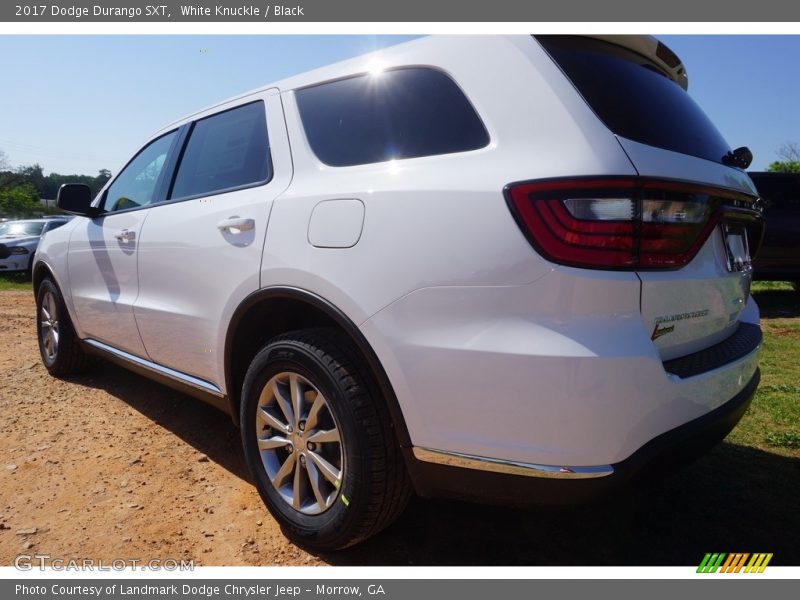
[0,183,41,217]
[766,142,800,173]
[766,160,800,173]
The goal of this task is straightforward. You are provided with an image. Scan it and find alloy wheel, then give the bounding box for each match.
[255,372,344,515]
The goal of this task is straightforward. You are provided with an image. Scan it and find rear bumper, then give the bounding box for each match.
[407,368,759,505]
[363,277,761,469]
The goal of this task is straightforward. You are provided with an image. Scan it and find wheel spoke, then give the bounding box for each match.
[308,450,341,486]
[305,392,325,431]
[256,406,289,435]
[292,459,303,510]
[270,380,294,428]
[289,374,303,427]
[305,459,328,509]
[257,435,290,451]
[43,333,52,355]
[51,328,59,346]
[41,306,51,322]
[46,294,57,320]
[307,427,340,444]
[272,453,296,490]
[40,321,50,330]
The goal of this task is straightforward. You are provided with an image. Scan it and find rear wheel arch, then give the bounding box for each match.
[224,287,412,448]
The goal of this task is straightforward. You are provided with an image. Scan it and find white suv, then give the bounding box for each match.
[34,35,764,550]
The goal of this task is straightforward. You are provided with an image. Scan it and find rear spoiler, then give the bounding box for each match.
[586,35,688,91]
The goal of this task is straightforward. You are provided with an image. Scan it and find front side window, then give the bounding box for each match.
[295,67,490,167]
[103,131,177,212]
[170,101,271,200]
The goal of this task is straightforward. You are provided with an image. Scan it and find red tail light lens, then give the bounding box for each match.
[505,177,761,270]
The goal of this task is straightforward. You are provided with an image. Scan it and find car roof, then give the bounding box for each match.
[158,34,686,134]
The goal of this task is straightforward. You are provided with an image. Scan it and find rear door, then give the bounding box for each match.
[538,35,761,360]
[133,90,292,389]
[67,130,179,357]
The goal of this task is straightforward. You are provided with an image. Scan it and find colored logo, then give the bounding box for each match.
[651,323,675,340]
[697,552,773,573]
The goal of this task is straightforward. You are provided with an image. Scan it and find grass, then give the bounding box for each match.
[728,280,800,458]
[0,272,32,292]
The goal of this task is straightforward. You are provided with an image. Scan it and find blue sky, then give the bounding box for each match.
[0,35,797,176]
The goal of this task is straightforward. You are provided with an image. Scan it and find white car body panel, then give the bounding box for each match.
[361,276,759,466]
[33,34,762,482]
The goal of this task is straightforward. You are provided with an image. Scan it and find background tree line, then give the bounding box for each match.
[0,149,111,218]
[767,142,800,173]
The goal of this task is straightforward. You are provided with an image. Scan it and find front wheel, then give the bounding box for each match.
[240,328,411,550]
[36,278,89,376]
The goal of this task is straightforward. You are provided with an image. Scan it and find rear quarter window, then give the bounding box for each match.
[295,67,489,167]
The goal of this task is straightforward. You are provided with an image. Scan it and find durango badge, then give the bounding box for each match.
[651,309,711,341]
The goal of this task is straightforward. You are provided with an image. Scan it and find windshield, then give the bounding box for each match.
[0,222,45,237]
[536,36,732,165]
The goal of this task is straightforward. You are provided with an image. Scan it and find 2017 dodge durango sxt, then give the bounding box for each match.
[34,35,763,550]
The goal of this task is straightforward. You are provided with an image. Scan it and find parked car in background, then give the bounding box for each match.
[748,171,800,289]
[34,35,763,550]
[0,218,70,276]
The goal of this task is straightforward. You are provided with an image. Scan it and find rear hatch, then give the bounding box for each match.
[535,35,763,360]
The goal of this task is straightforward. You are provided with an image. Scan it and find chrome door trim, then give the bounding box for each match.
[84,338,224,398]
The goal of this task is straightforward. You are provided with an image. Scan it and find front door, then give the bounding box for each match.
[67,130,179,357]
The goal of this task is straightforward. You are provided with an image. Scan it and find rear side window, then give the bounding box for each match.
[295,68,489,167]
[170,101,271,200]
[536,36,731,165]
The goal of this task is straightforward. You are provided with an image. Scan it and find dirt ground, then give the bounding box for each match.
[1,290,799,567]
[0,291,322,567]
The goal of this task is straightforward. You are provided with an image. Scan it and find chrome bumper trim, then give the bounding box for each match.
[84,339,224,398]
[412,447,614,479]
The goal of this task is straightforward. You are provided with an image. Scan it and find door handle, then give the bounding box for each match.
[217,216,255,234]
[114,229,136,243]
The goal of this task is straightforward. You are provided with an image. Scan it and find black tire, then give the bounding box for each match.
[240,327,411,551]
[36,277,90,376]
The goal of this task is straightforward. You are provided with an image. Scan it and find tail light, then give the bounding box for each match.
[505,177,763,270]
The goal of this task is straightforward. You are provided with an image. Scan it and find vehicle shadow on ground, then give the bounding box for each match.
[72,364,800,566]
[753,288,800,319]
[327,443,800,566]
[71,363,250,482]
